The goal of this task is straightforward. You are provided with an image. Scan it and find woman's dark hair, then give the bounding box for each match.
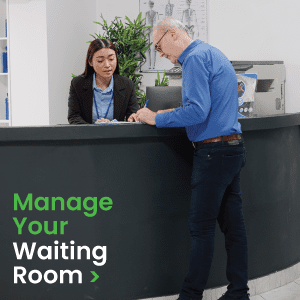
[80,39,120,78]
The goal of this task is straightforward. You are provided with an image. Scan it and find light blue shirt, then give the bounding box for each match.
[92,72,114,122]
[155,39,242,142]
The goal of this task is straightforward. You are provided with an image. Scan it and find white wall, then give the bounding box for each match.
[96,0,300,114]
[46,0,97,125]
[9,0,49,126]
[9,0,97,126]
[208,0,300,113]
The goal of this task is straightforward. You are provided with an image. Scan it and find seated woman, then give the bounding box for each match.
[68,39,140,124]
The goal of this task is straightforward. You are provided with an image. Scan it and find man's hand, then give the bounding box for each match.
[128,112,139,122]
[156,108,176,114]
[128,107,173,124]
[135,107,157,125]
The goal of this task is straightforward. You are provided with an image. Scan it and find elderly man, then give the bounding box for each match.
[129,17,250,300]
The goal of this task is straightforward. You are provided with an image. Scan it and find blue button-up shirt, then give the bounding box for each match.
[155,39,242,142]
[92,72,114,122]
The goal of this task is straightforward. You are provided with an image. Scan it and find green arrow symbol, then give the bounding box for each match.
[90,271,99,282]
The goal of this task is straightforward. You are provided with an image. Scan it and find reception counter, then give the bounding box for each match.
[0,113,300,300]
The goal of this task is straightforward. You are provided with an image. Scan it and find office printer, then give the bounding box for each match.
[231,61,286,116]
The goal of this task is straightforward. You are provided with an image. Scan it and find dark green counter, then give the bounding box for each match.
[0,113,299,300]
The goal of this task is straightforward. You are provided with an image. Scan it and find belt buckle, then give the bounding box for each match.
[227,137,240,145]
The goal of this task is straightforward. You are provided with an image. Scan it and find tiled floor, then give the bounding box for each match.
[250,277,300,300]
[139,275,300,300]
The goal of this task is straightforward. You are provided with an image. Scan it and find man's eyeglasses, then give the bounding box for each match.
[154,30,168,53]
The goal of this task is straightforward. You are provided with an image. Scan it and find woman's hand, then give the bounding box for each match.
[96,118,111,123]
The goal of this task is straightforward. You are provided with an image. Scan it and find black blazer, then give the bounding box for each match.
[68,73,140,124]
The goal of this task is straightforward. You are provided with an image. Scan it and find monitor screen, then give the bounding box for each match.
[146,86,182,112]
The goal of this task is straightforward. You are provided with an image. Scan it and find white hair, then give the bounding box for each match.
[155,17,189,38]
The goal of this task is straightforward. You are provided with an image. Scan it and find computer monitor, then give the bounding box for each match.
[146,86,182,112]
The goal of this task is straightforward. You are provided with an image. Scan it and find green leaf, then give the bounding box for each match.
[125,16,133,26]
[157,71,160,84]
[137,12,142,23]
[141,44,152,52]
[103,18,108,27]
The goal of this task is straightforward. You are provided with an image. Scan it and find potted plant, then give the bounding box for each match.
[145,70,182,112]
[155,70,169,86]
[73,12,152,107]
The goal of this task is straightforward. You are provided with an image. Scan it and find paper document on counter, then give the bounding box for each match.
[94,121,146,125]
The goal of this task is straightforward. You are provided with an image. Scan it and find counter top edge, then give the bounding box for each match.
[0,113,299,142]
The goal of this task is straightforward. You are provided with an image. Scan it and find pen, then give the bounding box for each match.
[144,99,149,108]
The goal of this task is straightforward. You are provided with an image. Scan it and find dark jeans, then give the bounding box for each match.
[179,135,249,300]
